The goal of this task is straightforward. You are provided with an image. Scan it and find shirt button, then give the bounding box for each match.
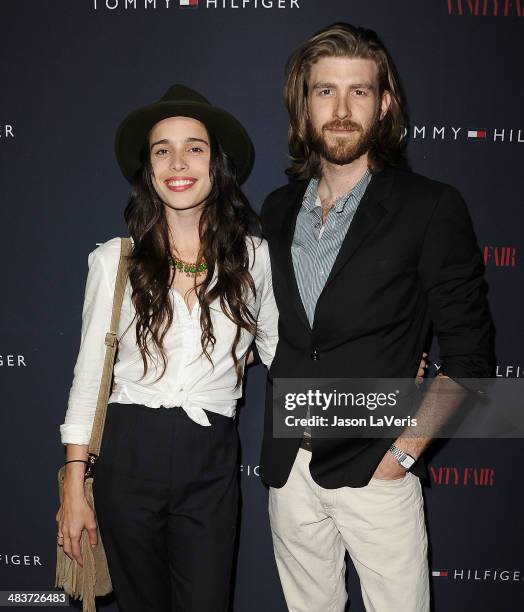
[310,349,320,360]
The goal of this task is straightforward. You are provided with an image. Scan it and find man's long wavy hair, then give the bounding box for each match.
[285,22,407,179]
[123,129,258,388]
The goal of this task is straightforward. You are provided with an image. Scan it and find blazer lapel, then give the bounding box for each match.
[275,181,311,331]
[322,166,395,291]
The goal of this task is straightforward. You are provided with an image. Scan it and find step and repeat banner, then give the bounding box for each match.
[0,1,522,611]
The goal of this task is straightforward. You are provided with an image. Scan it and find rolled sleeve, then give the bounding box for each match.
[254,240,279,368]
[418,187,495,391]
[60,242,117,445]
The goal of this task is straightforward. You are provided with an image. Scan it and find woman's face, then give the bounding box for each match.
[149,116,212,211]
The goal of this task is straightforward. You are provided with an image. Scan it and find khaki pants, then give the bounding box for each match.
[268,448,430,612]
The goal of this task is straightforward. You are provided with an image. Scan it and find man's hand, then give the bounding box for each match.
[371,351,428,479]
[371,373,466,481]
[372,448,407,480]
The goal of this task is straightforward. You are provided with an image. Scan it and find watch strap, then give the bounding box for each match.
[389,443,416,469]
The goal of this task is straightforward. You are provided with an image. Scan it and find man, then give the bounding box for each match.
[259,23,494,612]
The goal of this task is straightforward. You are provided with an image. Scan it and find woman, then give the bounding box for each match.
[56,84,278,612]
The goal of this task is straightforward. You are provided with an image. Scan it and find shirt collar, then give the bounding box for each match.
[302,168,372,214]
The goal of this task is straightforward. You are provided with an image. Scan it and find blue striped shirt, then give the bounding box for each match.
[292,169,372,327]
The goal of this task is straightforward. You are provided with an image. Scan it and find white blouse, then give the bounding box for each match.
[60,236,278,445]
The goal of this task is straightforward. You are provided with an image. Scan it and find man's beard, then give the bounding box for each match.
[307,108,381,166]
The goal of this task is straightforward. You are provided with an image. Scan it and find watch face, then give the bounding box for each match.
[389,445,415,469]
[401,456,416,469]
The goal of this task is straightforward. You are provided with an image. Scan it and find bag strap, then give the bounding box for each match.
[86,237,133,468]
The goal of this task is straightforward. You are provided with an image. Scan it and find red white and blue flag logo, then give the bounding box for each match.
[467,129,487,139]
[432,570,449,577]
[180,0,198,7]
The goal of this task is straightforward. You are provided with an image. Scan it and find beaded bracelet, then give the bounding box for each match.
[64,459,88,465]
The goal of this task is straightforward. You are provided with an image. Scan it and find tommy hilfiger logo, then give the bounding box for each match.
[467,129,487,139]
[0,554,42,566]
[0,124,14,138]
[432,570,449,577]
[496,364,524,377]
[0,354,27,367]
[403,125,523,143]
[240,464,260,476]
[92,0,300,8]
[433,569,524,581]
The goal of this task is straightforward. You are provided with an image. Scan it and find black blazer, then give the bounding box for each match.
[259,164,494,489]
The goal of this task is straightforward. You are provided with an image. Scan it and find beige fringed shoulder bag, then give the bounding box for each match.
[55,237,132,612]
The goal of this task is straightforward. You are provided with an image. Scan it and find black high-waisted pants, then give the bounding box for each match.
[92,402,239,612]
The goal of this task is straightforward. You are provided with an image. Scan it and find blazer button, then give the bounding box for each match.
[310,349,320,360]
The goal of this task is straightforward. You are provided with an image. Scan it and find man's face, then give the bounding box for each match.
[306,56,391,166]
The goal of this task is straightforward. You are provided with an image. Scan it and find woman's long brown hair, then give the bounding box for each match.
[123,130,259,387]
[285,22,408,179]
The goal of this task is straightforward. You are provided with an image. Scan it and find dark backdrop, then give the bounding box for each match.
[0,1,522,611]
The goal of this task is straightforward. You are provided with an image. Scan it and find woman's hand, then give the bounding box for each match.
[416,352,428,380]
[56,458,98,567]
[56,488,98,567]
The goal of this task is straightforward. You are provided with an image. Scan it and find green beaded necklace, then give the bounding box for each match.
[168,253,208,278]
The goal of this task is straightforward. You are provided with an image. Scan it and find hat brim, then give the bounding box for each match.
[115,100,255,184]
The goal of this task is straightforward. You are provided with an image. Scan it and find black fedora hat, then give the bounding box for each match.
[115,84,255,184]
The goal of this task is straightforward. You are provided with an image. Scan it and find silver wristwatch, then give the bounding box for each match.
[389,444,416,470]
